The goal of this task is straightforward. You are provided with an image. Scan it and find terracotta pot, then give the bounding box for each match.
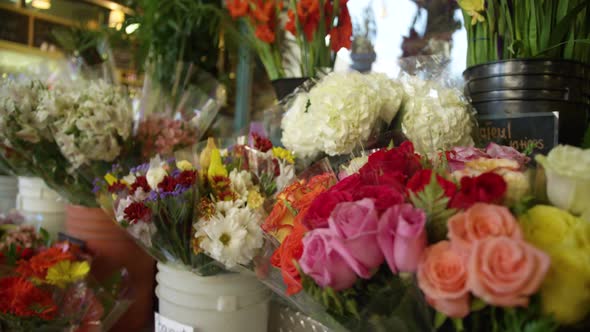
[65,204,155,331]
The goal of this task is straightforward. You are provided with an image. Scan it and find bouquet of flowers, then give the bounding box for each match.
[258,139,590,331]
[0,228,131,331]
[96,134,295,275]
[226,0,352,79]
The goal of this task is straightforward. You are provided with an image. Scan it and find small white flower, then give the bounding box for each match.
[229,169,254,200]
[195,206,263,268]
[146,156,168,189]
[115,197,133,224]
[275,161,295,192]
[122,173,137,185]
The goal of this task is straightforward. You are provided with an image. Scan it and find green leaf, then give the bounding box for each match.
[39,228,51,247]
[434,311,447,329]
[451,318,465,332]
[470,297,488,311]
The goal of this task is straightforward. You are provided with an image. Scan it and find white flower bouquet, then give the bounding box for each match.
[96,135,296,275]
[281,71,404,160]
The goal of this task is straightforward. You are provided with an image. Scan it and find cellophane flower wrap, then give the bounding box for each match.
[257,139,590,331]
[0,227,131,331]
[0,75,133,207]
[97,134,295,276]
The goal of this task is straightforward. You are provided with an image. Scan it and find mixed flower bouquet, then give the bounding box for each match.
[97,134,295,275]
[0,227,130,331]
[257,139,590,331]
[226,0,352,79]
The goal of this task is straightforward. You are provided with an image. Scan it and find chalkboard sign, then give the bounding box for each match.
[33,18,66,49]
[477,112,558,156]
[0,8,28,45]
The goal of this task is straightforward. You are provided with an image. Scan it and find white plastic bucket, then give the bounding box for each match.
[17,177,65,238]
[0,175,18,213]
[156,262,270,332]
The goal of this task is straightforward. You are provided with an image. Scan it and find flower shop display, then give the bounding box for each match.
[459,0,590,146]
[226,0,353,98]
[0,227,131,331]
[256,138,590,332]
[97,135,295,331]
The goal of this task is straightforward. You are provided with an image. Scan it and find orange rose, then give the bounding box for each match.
[448,203,521,252]
[271,221,307,295]
[468,236,550,307]
[417,241,470,318]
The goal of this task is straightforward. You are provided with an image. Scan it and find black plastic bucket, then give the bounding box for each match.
[464,59,590,146]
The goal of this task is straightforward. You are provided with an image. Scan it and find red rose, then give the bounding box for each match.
[177,170,198,187]
[449,172,507,210]
[130,176,150,195]
[330,173,362,193]
[157,175,177,193]
[303,191,353,229]
[360,141,422,185]
[123,202,151,224]
[407,169,457,198]
[353,185,404,213]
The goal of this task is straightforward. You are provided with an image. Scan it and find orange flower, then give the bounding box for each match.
[255,24,276,43]
[0,276,58,320]
[328,0,352,51]
[226,0,249,19]
[17,247,75,280]
[286,0,321,40]
[271,221,307,295]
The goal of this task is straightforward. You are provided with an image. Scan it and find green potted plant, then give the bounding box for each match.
[458,0,590,146]
[350,5,377,73]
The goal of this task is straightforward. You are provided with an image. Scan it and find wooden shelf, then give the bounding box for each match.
[0,40,64,59]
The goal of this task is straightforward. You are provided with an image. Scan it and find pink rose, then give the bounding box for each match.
[299,229,357,291]
[468,237,550,307]
[328,199,383,278]
[446,147,490,172]
[485,143,530,169]
[417,241,470,318]
[378,204,427,273]
[448,203,522,252]
[352,185,404,213]
[303,191,353,229]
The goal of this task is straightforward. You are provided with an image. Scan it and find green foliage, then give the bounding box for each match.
[462,0,590,66]
[301,267,433,331]
[409,173,457,242]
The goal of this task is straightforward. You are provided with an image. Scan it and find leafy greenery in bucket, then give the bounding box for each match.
[458,0,590,66]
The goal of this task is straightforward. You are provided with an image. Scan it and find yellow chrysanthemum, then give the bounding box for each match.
[45,260,90,289]
[247,189,264,210]
[176,160,194,171]
[272,147,295,164]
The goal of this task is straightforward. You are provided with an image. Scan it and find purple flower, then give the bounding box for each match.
[92,178,102,194]
[130,162,150,174]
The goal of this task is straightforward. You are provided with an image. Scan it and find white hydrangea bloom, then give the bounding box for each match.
[195,205,264,268]
[282,72,402,159]
[400,76,474,155]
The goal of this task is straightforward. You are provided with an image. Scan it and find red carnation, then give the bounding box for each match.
[130,176,150,195]
[177,170,198,187]
[353,185,405,213]
[303,191,353,229]
[252,133,273,152]
[359,141,422,186]
[407,169,457,198]
[123,202,151,224]
[107,180,127,193]
[449,172,507,210]
[157,175,178,193]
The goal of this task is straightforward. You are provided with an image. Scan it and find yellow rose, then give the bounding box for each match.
[540,249,590,324]
[519,205,580,251]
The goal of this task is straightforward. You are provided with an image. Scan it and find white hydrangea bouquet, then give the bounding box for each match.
[0,76,133,207]
[96,135,296,275]
[281,72,404,161]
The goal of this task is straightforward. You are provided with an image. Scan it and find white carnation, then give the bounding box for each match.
[195,206,263,268]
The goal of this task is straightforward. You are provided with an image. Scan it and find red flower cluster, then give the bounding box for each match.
[285,0,352,50]
[407,169,457,198]
[17,247,75,280]
[449,172,507,210]
[0,276,58,320]
[130,176,150,195]
[123,202,151,224]
[227,0,283,43]
[157,170,198,193]
[252,133,273,152]
[107,180,127,193]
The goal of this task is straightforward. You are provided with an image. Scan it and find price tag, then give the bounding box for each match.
[154,312,194,332]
